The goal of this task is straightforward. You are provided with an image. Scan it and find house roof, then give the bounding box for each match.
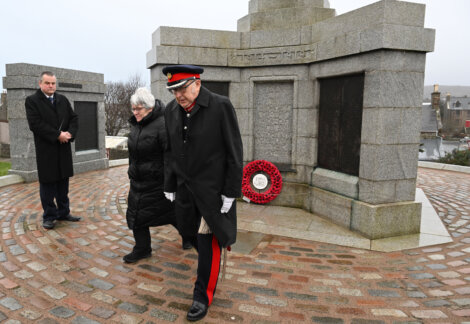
[447,96,470,110]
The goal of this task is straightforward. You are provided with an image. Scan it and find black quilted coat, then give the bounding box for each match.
[126,100,175,230]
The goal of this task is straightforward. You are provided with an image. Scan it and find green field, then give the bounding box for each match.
[0,162,11,176]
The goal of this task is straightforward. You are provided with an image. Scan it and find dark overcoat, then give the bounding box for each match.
[25,89,78,183]
[126,101,175,230]
[164,86,243,247]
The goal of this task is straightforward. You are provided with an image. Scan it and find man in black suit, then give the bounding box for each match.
[25,71,81,229]
[162,65,243,321]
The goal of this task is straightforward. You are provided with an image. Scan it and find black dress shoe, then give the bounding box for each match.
[42,220,55,229]
[123,249,151,263]
[58,214,81,222]
[187,300,208,321]
[182,239,192,250]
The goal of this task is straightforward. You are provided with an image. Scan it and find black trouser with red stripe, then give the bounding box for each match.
[192,233,222,306]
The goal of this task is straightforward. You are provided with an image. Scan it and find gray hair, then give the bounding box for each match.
[130,87,155,110]
[40,71,55,81]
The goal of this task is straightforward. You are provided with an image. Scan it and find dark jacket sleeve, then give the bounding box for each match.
[25,96,61,144]
[163,105,177,193]
[220,98,243,198]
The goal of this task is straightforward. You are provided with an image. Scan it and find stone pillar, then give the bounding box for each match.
[146,0,435,239]
[3,63,108,182]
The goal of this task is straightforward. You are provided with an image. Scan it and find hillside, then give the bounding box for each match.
[423,85,470,100]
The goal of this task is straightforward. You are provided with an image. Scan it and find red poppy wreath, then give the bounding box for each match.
[242,160,282,204]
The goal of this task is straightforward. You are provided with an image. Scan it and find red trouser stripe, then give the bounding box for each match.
[206,235,221,305]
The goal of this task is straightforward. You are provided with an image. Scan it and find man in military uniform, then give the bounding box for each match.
[162,65,243,321]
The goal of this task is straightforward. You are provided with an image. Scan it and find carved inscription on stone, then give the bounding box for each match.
[253,81,293,165]
[229,44,317,67]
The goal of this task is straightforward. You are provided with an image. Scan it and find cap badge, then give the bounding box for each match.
[167,72,172,81]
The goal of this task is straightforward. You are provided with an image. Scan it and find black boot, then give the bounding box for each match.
[123,248,151,263]
[124,227,151,263]
[187,300,208,321]
[182,237,193,250]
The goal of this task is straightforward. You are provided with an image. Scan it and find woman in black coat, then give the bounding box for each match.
[124,87,180,263]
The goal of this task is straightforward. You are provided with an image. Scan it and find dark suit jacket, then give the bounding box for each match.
[25,89,78,183]
[164,86,243,247]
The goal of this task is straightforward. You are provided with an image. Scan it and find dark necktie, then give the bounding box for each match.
[49,97,54,104]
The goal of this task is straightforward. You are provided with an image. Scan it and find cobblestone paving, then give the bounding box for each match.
[0,166,469,323]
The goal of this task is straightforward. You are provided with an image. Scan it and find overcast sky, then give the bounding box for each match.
[1,0,469,89]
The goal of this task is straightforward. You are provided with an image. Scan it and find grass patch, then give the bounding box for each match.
[0,162,11,176]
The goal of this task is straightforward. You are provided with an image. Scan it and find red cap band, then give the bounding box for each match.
[167,72,200,82]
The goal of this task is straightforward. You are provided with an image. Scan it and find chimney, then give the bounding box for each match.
[431,84,440,111]
[430,85,443,131]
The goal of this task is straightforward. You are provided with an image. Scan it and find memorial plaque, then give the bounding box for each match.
[74,101,98,151]
[254,81,293,169]
[318,73,364,176]
[202,81,229,97]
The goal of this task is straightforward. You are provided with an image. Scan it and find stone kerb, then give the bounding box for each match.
[5,63,108,182]
[249,0,330,13]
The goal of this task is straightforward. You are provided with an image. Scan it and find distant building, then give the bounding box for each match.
[441,92,470,135]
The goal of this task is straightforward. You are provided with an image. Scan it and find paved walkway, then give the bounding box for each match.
[0,166,469,323]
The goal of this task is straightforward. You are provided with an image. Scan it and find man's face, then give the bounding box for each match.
[39,75,57,96]
[172,80,201,109]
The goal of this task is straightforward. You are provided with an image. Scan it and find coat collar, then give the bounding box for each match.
[36,89,61,105]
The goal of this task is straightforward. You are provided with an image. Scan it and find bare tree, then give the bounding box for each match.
[105,74,145,136]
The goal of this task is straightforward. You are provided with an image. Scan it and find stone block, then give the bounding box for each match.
[249,0,330,13]
[153,26,241,49]
[229,82,250,109]
[73,159,108,175]
[236,108,252,136]
[312,168,358,199]
[176,47,229,67]
[229,44,317,67]
[266,181,311,210]
[295,136,316,166]
[316,31,361,62]
[363,71,424,109]
[241,66,308,80]
[359,144,419,181]
[360,24,435,53]
[361,107,422,145]
[242,135,253,162]
[283,164,312,184]
[296,108,318,137]
[147,46,180,67]
[297,81,315,109]
[242,7,334,31]
[310,0,426,44]
[248,29,302,48]
[358,178,417,204]
[200,66,241,83]
[311,187,352,228]
[74,150,102,163]
[351,199,421,239]
[6,63,104,83]
[237,15,251,33]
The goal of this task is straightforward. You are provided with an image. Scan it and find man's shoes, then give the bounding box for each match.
[187,300,208,321]
[42,220,55,229]
[123,249,151,263]
[58,214,81,222]
[182,238,192,250]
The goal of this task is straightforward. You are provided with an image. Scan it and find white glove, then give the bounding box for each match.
[220,195,235,213]
[164,192,175,202]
